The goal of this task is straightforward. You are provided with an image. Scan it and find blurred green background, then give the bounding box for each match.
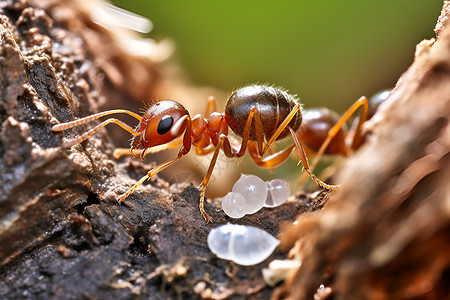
[110,1,443,188]
[111,0,442,112]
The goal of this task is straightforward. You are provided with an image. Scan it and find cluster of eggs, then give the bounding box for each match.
[221,174,290,218]
[207,175,289,266]
[207,223,279,266]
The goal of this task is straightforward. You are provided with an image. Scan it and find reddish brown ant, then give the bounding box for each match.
[52,85,382,222]
[296,89,390,184]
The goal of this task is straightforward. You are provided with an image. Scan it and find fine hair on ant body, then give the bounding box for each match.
[52,85,378,222]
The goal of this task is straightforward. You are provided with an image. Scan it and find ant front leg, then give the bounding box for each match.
[117,155,184,203]
[113,139,183,160]
[198,137,225,223]
[117,116,193,204]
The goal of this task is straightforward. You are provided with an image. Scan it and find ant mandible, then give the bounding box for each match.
[52,85,375,222]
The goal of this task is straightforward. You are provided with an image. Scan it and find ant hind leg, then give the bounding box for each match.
[289,127,338,190]
[310,96,369,172]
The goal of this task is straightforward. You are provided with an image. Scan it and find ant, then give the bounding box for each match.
[296,89,390,183]
[52,85,384,222]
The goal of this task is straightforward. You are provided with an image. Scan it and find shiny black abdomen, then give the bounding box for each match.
[224,85,302,141]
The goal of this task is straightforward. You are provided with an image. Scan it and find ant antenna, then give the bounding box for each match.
[52,109,143,148]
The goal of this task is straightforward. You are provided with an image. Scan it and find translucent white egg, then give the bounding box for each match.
[221,192,247,218]
[207,224,233,260]
[207,223,280,266]
[264,179,290,207]
[231,174,267,214]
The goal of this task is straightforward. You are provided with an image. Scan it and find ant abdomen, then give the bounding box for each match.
[298,108,347,156]
[225,85,302,141]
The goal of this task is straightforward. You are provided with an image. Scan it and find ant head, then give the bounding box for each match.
[130,100,190,150]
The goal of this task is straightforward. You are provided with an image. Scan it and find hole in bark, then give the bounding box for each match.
[74,192,100,215]
[129,234,150,255]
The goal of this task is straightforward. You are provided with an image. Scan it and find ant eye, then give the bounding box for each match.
[157,115,174,135]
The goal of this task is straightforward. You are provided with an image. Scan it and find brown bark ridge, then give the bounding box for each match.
[273,3,450,300]
[0,1,320,299]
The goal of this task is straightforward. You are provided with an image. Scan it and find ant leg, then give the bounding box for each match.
[242,103,300,169]
[196,106,294,221]
[252,109,264,155]
[216,106,264,158]
[198,135,229,222]
[289,127,338,190]
[58,118,140,148]
[195,144,215,155]
[205,96,218,116]
[113,139,183,159]
[117,117,192,203]
[204,107,258,158]
[348,97,369,151]
[247,141,295,168]
[117,155,183,203]
[113,148,137,159]
[215,107,265,158]
[263,104,301,154]
[234,107,258,157]
[309,96,368,172]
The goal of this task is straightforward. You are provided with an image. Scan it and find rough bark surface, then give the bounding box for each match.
[1,1,449,300]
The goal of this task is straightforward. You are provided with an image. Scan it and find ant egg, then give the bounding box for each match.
[207,223,279,266]
[222,175,291,218]
[264,179,290,207]
[231,174,267,214]
[221,192,247,219]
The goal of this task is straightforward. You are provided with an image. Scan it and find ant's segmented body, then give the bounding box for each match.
[53,85,382,222]
[297,89,390,176]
